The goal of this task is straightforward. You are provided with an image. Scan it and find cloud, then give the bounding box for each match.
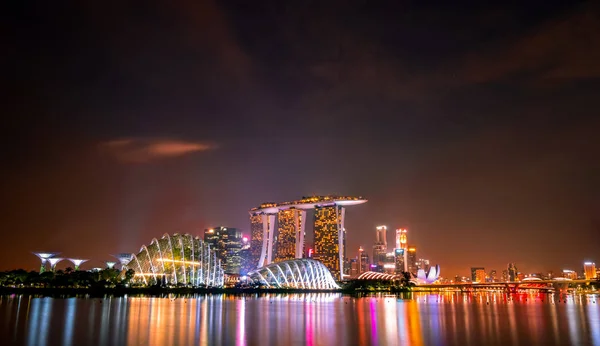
[99,138,217,163]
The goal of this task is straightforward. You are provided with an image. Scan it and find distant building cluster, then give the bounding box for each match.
[346,226,439,283]
[453,261,598,284]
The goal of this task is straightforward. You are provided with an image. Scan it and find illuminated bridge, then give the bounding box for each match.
[247,259,340,290]
[250,196,366,280]
[416,279,597,292]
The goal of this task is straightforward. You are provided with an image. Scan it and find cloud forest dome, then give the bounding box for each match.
[248,259,340,290]
[130,233,224,287]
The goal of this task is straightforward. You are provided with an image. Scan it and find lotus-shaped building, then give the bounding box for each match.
[247,259,340,289]
[415,265,440,284]
[130,233,224,287]
[356,264,441,285]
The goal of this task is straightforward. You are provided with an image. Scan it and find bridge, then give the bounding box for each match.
[416,279,596,293]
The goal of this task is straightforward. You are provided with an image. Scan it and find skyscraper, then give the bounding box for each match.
[204,226,243,274]
[314,205,346,280]
[507,263,518,281]
[584,262,597,280]
[273,208,306,263]
[249,210,276,268]
[372,243,386,271]
[407,246,418,274]
[376,226,387,249]
[394,248,405,274]
[471,267,486,283]
[358,247,370,274]
[395,228,407,250]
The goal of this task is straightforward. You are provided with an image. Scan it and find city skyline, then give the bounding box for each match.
[3,2,599,277]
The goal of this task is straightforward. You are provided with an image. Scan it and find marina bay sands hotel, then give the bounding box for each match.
[249,196,367,279]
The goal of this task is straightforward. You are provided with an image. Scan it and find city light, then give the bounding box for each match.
[156,258,201,266]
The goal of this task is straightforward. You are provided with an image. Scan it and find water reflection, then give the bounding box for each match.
[0,292,599,345]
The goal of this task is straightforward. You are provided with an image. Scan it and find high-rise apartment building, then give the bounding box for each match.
[314,205,346,280]
[471,267,486,283]
[273,208,306,263]
[584,262,597,280]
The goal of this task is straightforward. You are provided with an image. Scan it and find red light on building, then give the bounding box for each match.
[308,248,313,258]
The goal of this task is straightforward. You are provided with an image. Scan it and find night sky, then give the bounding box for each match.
[3,1,600,276]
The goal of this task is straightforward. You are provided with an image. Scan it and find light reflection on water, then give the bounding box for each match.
[0,292,599,346]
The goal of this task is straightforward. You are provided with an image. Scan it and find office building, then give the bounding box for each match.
[358,247,370,274]
[395,228,407,251]
[383,252,396,274]
[394,248,405,274]
[417,258,430,271]
[562,269,578,280]
[204,226,243,274]
[372,243,386,271]
[350,259,359,276]
[407,246,418,274]
[489,269,497,282]
[376,226,387,249]
[584,262,597,280]
[507,263,518,281]
[471,267,486,283]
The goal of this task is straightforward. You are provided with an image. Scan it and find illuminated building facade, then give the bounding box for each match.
[204,226,243,274]
[562,269,577,280]
[248,259,340,289]
[471,267,486,283]
[372,226,388,272]
[417,258,430,271]
[395,228,407,251]
[314,205,345,279]
[376,226,387,249]
[407,246,418,274]
[394,248,405,274]
[383,252,396,274]
[250,196,366,280]
[488,269,497,282]
[350,259,359,276]
[507,263,518,281]
[249,211,276,268]
[273,208,306,263]
[130,233,224,287]
[584,262,597,280]
[358,247,370,274]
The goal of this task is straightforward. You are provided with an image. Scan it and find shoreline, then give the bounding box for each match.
[0,286,414,297]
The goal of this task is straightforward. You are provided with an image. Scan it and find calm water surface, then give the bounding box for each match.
[1,292,599,346]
